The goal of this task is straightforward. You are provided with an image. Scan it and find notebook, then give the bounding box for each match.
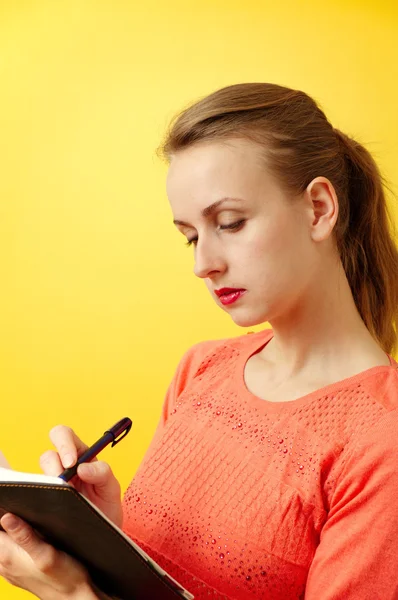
[0,468,194,600]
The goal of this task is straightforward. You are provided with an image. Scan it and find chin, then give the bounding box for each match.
[228,312,268,329]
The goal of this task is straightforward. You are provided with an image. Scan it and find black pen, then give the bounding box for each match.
[58,417,132,482]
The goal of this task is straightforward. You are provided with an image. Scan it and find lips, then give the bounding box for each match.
[215,288,247,306]
[214,288,246,297]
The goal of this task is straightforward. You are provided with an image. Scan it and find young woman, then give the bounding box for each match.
[1,82,397,600]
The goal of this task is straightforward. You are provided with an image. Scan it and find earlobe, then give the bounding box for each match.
[306,177,338,242]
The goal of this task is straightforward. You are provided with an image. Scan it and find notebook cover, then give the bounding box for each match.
[0,482,190,599]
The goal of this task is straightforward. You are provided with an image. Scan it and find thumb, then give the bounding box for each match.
[77,461,121,503]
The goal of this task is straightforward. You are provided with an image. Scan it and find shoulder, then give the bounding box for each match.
[329,366,398,479]
[160,332,262,421]
[360,360,398,411]
[161,330,270,418]
[352,406,398,451]
[178,328,272,379]
[327,407,398,516]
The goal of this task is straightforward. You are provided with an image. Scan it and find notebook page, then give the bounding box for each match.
[0,467,70,486]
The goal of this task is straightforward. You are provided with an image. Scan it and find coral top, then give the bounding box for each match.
[122,329,398,599]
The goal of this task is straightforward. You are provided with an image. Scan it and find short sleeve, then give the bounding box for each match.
[305,409,398,600]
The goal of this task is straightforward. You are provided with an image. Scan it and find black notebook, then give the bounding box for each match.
[0,468,194,600]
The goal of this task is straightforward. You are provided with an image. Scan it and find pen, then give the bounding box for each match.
[58,417,132,482]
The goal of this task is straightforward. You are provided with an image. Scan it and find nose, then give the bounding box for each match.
[193,237,226,279]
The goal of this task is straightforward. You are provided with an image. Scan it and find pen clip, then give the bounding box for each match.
[106,421,132,447]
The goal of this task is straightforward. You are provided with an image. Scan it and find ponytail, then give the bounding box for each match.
[333,129,398,355]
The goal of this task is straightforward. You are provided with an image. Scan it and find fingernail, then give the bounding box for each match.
[3,515,19,530]
[63,453,74,468]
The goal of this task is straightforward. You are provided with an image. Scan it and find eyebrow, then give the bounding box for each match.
[173,197,244,227]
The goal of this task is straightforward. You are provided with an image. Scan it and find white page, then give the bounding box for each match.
[0,467,70,486]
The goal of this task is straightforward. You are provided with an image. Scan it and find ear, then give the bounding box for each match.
[304,176,339,242]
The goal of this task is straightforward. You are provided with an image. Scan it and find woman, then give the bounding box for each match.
[1,82,397,599]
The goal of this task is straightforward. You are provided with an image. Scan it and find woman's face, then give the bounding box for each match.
[166,137,321,328]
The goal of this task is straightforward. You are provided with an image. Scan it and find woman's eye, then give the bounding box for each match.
[219,219,245,232]
[185,220,245,247]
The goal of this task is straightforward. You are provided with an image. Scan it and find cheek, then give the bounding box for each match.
[246,226,304,284]
[244,228,282,268]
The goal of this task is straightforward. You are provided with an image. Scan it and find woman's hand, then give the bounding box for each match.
[0,451,11,469]
[0,513,98,599]
[39,425,123,528]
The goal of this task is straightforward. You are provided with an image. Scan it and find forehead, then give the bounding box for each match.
[166,138,268,208]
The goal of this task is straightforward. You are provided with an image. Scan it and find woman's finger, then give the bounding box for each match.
[49,425,93,469]
[77,461,121,503]
[0,514,56,570]
[39,450,64,477]
[0,451,11,469]
[0,515,92,597]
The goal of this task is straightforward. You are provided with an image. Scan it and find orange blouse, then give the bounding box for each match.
[123,329,398,599]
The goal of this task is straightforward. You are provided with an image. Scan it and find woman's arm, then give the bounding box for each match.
[305,410,398,599]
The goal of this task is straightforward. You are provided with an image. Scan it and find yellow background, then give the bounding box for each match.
[0,0,397,597]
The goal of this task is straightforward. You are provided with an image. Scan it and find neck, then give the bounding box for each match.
[264,261,388,378]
